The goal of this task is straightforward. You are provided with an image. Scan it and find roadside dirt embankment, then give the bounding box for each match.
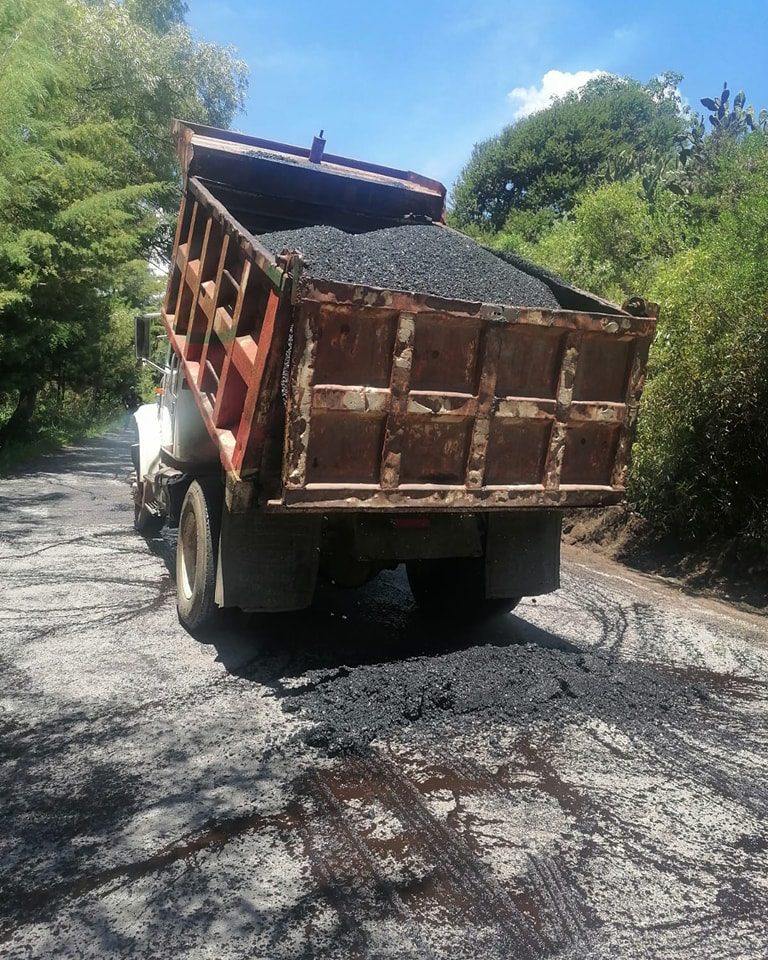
[563,506,768,613]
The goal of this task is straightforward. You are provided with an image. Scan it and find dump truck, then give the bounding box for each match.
[132,121,657,631]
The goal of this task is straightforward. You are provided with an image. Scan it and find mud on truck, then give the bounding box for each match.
[131,122,657,632]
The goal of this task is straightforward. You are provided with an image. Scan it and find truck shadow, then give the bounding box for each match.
[144,523,581,677]
[243,576,581,672]
[161,556,583,680]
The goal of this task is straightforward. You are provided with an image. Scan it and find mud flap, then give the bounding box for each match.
[215,508,321,612]
[485,511,561,598]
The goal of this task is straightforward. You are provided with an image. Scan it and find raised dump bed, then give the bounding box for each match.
[134,121,660,627]
[162,126,656,513]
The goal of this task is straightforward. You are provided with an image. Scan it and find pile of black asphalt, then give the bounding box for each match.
[277,638,713,755]
[256,223,564,310]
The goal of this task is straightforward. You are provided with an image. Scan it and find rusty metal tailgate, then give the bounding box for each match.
[279,282,655,511]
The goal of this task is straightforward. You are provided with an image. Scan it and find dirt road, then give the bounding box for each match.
[1,426,766,959]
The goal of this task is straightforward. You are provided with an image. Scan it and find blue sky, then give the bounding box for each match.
[187,0,767,193]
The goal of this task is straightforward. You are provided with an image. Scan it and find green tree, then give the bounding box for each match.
[452,66,768,548]
[451,72,688,232]
[0,0,246,445]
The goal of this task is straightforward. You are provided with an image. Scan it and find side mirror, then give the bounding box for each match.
[135,315,152,360]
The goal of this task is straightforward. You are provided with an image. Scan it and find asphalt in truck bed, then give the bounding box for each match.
[1,425,767,959]
[256,223,563,310]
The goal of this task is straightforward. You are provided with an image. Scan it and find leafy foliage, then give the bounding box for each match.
[459,69,768,546]
[509,179,686,304]
[0,0,246,446]
[631,136,768,544]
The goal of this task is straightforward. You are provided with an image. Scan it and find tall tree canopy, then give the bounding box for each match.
[451,73,688,233]
[0,0,246,443]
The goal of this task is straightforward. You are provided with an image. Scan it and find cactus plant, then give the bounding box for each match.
[700,82,766,135]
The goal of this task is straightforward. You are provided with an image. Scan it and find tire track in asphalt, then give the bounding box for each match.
[292,746,606,959]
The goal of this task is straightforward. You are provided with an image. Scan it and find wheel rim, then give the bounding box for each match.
[179,507,198,601]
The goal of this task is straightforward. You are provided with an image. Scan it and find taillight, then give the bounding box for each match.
[390,517,431,529]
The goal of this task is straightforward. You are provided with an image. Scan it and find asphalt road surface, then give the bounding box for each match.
[1,425,767,959]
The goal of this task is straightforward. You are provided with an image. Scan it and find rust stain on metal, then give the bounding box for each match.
[611,336,651,489]
[466,324,502,489]
[270,485,624,512]
[541,332,581,490]
[312,386,389,414]
[496,399,554,420]
[556,338,580,416]
[285,309,318,488]
[301,279,656,337]
[406,394,478,417]
[380,313,415,490]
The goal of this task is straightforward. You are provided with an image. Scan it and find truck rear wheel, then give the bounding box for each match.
[406,557,519,618]
[176,479,222,633]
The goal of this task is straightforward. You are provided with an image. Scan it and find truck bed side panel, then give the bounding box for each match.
[162,178,292,483]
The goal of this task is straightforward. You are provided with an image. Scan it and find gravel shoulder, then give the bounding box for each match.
[1,426,766,959]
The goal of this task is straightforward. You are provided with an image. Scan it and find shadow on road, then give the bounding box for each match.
[147,532,583,680]
[139,494,582,681]
[2,422,135,479]
[236,580,582,675]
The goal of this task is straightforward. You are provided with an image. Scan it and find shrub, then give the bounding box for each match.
[631,135,768,544]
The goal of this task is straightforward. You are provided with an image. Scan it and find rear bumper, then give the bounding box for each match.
[265,485,624,513]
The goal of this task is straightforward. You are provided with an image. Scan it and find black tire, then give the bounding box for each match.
[176,479,223,632]
[406,557,520,618]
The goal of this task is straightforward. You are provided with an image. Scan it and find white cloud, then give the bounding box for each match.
[508,69,607,119]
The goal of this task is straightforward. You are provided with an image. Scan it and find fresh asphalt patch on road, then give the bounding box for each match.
[1,426,767,959]
[275,631,718,754]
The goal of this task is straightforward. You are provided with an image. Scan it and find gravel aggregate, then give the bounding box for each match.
[257,223,563,309]
[282,642,713,755]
